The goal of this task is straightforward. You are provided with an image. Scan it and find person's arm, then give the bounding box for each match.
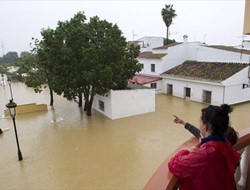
[184,123,201,139]
[173,115,201,139]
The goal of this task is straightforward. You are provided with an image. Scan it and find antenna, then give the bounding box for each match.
[1,41,5,56]
[248,57,250,80]
[238,35,247,62]
[132,30,137,41]
[203,34,207,44]
[240,36,245,62]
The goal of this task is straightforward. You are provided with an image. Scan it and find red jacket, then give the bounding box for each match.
[168,141,240,190]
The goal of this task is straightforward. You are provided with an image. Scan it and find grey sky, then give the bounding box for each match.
[0,0,248,56]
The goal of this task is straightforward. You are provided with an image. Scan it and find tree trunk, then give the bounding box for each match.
[78,93,82,107]
[166,26,169,44]
[86,95,94,116]
[84,94,88,111]
[49,85,54,106]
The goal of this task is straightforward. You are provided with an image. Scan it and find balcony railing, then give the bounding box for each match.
[143,127,250,190]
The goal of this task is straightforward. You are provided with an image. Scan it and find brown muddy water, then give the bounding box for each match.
[0,82,249,190]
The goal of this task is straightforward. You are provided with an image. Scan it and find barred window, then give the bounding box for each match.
[99,100,105,111]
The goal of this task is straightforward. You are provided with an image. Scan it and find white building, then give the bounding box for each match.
[93,84,155,120]
[94,36,250,119]
[130,36,250,105]
[161,61,250,105]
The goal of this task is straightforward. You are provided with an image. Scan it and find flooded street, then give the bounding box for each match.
[0,82,249,189]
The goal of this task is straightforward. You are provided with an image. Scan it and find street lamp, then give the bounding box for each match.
[6,99,23,161]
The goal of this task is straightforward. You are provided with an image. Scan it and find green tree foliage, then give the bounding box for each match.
[17,31,58,106]
[0,65,8,74]
[28,11,141,116]
[3,52,18,61]
[80,16,141,115]
[163,38,176,45]
[161,4,177,44]
[50,12,89,108]
[0,51,19,64]
[17,53,46,94]
[20,51,31,58]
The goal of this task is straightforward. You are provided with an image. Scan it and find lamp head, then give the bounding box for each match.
[6,99,17,117]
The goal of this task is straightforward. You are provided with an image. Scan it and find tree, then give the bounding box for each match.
[33,28,61,106]
[81,16,141,115]
[0,51,18,64]
[51,12,89,108]
[163,38,176,45]
[16,53,46,93]
[46,12,141,116]
[3,51,18,61]
[161,4,177,45]
[25,12,141,116]
[18,29,59,106]
[20,51,31,58]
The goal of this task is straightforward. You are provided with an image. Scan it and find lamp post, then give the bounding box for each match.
[6,99,23,161]
[7,77,13,100]
[6,78,22,161]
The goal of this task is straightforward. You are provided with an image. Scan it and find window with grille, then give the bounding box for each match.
[185,87,191,98]
[99,100,105,111]
[150,83,157,89]
[151,64,155,72]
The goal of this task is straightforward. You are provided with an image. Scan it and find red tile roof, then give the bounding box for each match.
[129,74,162,85]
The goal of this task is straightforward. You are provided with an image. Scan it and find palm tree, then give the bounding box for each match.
[161,4,177,44]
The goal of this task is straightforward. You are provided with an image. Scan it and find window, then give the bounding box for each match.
[203,90,212,104]
[167,84,173,95]
[151,64,155,72]
[150,83,157,89]
[185,87,191,98]
[141,63,144,69]
[98,100,105,111]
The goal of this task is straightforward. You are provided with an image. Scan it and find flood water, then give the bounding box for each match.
[0,82,249,189]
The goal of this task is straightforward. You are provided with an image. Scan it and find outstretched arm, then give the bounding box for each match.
[173,115,201,139]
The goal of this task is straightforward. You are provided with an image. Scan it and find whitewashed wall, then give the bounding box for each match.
[137,36,164,52]
[162,70,250,105]
[93,88,155,120]
[196,46,249,63]
[242,41,250,50]
[153,42,249,74]
[224,85,250,104]
[138,58,163,76]
[143,80,163,94]
[161,42,201,72]
[223,67,250,104]
[162,77,225,105]
[135,37,250,104]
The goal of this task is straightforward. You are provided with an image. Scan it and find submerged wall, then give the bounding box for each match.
[93,88,155,120]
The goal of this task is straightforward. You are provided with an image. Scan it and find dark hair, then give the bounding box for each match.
[201,104,233,136]
[226,126,238,145]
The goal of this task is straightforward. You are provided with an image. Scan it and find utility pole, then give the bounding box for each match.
[1,41,5,57]
[132,30,137,41]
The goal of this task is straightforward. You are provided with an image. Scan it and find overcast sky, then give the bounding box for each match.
[0,0,248,56]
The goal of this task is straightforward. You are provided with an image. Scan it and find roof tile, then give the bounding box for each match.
[161,61,249,82]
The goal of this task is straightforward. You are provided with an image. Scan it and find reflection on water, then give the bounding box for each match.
[0,82,249,189]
